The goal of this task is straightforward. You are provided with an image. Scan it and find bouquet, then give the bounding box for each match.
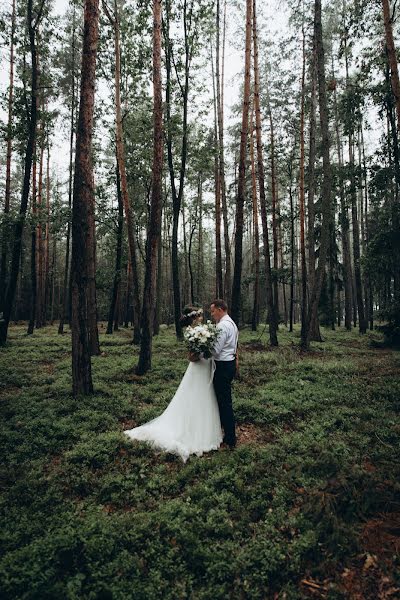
[184,320,220,359]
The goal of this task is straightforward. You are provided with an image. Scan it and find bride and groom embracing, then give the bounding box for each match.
[124,299,239,462]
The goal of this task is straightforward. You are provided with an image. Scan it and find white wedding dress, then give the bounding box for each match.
[124,358,223,462]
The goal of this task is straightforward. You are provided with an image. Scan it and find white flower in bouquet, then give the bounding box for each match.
[184,320,220,359]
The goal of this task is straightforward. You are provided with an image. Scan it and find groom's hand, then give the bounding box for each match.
[189,352,200,362]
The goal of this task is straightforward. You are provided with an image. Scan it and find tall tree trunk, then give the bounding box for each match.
[164,0,192,339]
[252,0,278,344]
[104,0,141,345]
[382,0,400,132]
[332,54,353,331]
[0,0,16,314]
[50,235,56,325]
[211,41,223,298]
[216,0,231,302]
[0,0,43,346]
[106,159,124,335]
[59,7,76,335]
[250,105,260,331]
[137,0,163,374]
[182,201,190,306]
[36,129,44,328]
[382,0,400,304]
[28,145,38,336]
[306,33,322,341]
[361,123,374,330]
[301,0,333,350]
[231,0,252,324]
[289,171,295,333]
[299,24,307,330]
[197,174,204,303]
[71,0,100,395]
[43,144,51,325]
[344,38,367,334]
[267,101,280,323]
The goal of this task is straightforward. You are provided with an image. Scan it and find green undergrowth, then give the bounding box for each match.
[1,323,399,599]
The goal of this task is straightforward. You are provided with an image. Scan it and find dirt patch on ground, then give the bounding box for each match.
[236,423,275,445]
[240,341,270,353]
[299,512,400,599]
[40,361,55,374]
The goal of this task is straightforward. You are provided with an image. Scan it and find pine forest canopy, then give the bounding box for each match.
[0,0,399,393]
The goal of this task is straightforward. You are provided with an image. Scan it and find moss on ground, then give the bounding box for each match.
[0,323,399,599]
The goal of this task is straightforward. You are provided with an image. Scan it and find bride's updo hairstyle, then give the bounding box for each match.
[179,306,203,328]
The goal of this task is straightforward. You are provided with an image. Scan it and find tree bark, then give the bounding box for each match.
[332,53,353,331]
[59,6,76,335]
[252,0,277,344]
[231,0,252,325]
[306,33,322,341]
[299,24,307,331]
[70,0,100,395]
[104,0,141,345]
[28,143,38,336]
[382,0,400,132]
[0,0,16,314]
[216,0,231,302]
[301,0,333,350]
[106,159,124,335]
[163,0,192,339]
[250,105,260,331]
[211,40,223,298]
[137,0,163,374]
[0,0,43,346]
[267,101,280,323]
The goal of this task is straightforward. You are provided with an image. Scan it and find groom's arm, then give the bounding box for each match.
[211,323,228,357]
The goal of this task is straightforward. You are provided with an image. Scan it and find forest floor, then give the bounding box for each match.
[1,323,400,599]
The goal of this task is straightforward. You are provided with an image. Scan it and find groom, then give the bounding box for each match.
[210,299,238,449]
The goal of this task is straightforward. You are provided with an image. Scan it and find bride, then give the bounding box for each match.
[124,307,223,462]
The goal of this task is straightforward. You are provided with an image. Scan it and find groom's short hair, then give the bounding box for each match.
[211,298,228,311]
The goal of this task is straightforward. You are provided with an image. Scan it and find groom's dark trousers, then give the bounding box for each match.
[213,359,236,446]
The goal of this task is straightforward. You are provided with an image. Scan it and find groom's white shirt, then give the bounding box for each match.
[212,314,238,361]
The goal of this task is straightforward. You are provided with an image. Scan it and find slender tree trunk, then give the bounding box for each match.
[36,132,44,328]
[106,159,124,335]
[71,0,100,395]
[59,9,76,335]
[43,144,50,325]
[28,147,38,336]
[332,54,353,330]
[124,258,131,327]
[104,0,141,345]
[252,0,277,344]
[381,1,400,304]
[299,24,307,331]
[211,41,223,298]
[50,235,56,325]
[289,175,295,333]
[163,0,191,339]
[196,175,204,302]
[0,0,16,314]
[0,0,42,346]
[137,0,163,374]
[188,220,196,305]
[153,218,163,335]
[231,0,252,324]
[267,101,280,323]
[250,105,260,331]
[382,0,400,132]
[216,0,231,302]
[306,33,322,341]
[361,124,374,329]
[182,201,190,305]
[301,0,333,350]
